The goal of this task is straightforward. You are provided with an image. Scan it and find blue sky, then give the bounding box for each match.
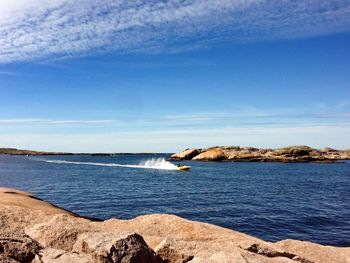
[0,0,350,152]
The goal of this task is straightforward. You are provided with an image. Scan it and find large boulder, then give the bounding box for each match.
[26,214,95,251]
[155,239,194,263]
[192,149,226,161]
[73,232,163,263]
[0,231,41,263]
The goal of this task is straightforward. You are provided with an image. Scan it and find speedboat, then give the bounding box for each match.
[177,165,191,171]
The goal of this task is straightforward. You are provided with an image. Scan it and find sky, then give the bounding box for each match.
[0,0,350,152]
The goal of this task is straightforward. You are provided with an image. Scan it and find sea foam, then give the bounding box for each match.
[41,158,178,170]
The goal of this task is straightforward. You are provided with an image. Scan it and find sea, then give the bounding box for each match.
[0,154,349,246]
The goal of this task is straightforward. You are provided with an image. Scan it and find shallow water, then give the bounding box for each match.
[0,154,349,246]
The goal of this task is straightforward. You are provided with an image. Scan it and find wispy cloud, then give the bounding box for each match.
[142,108,350,126]
[0,118,117,126]
[0,0,349,63]
[0,70,18,75]
[1,104,350,152]
[2,105,349,129]
[1,124,350,152]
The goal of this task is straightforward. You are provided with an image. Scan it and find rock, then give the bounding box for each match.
[244,243,309,262]
[338,149,350,160]
[274,146,314,156]
[219,146,241,155]
[0,187,76,216]
[170,149,200,160]
[320,147,336,152]
[32,248,92,263]
[155,239,249,263]
[26,214,94,251]
[0,230,41,263]
[192,149,226,161]
[1,188,350,263]
[155,239,194,263]
[227,149,262,161]
[171,145,349,162]
[275,239,350,263]
[0,255,19,263]
[189,248,273,263]
[309,150,321,156]
[153,238,300,263]
[73,232,163,263]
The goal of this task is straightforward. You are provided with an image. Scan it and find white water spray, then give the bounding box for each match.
[139,158,178,170]
[40,158,179,170]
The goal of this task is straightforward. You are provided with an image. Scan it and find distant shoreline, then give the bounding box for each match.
[2,146,350,163]
[0,148,169,156]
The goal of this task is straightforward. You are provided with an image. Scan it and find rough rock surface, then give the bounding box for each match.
[170,149,200,160]
[73,232,163,263]
[0,231,41,263]
[171,145,350,162]
[1,188,350,263]
[32,248,92,263]
[192,149,226,161]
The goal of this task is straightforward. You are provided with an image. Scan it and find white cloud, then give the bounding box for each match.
[0,0,349,63]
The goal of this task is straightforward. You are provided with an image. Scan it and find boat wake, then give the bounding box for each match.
[40,158,179,170]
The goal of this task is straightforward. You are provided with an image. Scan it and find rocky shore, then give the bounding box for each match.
[171,146,350,162]
[1,188,349,263]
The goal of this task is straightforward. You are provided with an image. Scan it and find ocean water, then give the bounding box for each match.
[0,154,349,246]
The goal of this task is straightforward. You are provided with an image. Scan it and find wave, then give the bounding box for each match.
[41,158,179,170]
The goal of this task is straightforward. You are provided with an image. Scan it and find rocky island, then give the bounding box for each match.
[171,146,350,162]
[1,188,349,263]
[0,148,73,156]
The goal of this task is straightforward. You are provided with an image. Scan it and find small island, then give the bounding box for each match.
[0,148,73,156]
[171,145,350,162]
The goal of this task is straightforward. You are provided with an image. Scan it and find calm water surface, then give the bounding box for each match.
[0,154,349,246]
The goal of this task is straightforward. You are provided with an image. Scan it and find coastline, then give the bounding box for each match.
[2,146,350,163]
[0,148,168,156]
[1,188,349,263]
